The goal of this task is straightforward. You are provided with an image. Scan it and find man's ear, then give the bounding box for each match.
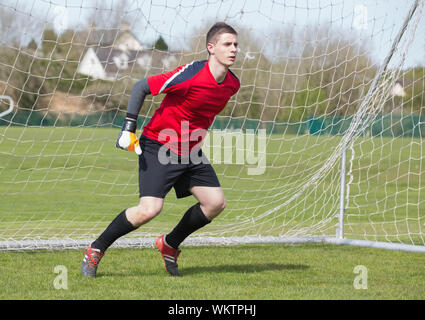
[207,42,215,55]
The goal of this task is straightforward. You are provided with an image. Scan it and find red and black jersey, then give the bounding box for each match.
[143,60,240,155]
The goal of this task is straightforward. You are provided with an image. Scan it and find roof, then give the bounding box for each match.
[89,47,181,77]
[82,27,143,47]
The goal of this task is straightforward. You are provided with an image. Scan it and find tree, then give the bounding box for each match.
[153,36,168,51]
[85,0,145,32]
[27,39,38,51]
[41,28,58,57]
[297,24,377,116]
[0,6,43,47]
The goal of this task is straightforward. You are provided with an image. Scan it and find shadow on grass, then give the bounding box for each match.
[182,263,309,276]
[98,263,309,278]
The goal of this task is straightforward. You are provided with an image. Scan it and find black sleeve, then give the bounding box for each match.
[125,77,151,121]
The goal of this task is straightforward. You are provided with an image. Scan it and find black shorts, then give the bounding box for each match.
[138,135,221,199]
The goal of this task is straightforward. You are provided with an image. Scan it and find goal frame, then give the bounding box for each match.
[0,1,424,253]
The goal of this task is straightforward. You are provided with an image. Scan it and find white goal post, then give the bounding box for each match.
[0,0,424,252]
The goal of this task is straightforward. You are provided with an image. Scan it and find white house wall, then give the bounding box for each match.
[77,48,108,80]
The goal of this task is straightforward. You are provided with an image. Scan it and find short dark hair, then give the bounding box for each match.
[206,22,237,52]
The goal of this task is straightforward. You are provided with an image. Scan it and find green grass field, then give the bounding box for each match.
[0,244,424,299]
[1,126,424,299]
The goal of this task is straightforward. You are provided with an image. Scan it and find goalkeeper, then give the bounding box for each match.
[81,22,240,277]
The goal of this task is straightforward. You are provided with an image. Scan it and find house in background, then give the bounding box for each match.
[77,23,179,81]
[390,80,407,97]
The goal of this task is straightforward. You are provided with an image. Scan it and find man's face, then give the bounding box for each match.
[208,33,238,67]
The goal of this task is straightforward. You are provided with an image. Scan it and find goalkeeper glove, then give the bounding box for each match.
[116,119,142,155]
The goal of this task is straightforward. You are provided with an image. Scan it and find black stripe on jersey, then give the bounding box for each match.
[164,60,207,92]
[228,69,240,83]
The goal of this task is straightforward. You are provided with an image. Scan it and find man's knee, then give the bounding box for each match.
[140,205,162,219]
[216,197,226,212]
[201,197,226,220]
[132,198,163,226]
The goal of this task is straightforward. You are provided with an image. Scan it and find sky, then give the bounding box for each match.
[0,0,424,68]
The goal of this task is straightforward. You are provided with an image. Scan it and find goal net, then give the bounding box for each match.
[0,0,424,251]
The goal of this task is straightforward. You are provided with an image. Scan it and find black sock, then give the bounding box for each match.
[91,210,137,252]
[165,203,211,249]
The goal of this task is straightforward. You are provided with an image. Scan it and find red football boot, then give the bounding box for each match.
[155,235,181,276]
[81,246,104,278]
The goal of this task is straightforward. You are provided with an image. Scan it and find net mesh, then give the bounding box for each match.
[0,0,424,250]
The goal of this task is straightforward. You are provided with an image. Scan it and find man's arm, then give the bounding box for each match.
[125,77,151,121]
[116,78,151,154]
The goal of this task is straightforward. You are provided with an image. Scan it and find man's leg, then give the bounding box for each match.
[92,196,164,251]
[81,196,164,277]
[165,186,225,249]
[190,186,226,220]
[155,186,225,276]
[125,196,164,227]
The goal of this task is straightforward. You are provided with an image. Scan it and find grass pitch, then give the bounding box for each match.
[1,243,424,300]
[1,126,424,242]
[1,126,424,299]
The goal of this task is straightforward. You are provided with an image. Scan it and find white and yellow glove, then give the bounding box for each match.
[116,119,142,155]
